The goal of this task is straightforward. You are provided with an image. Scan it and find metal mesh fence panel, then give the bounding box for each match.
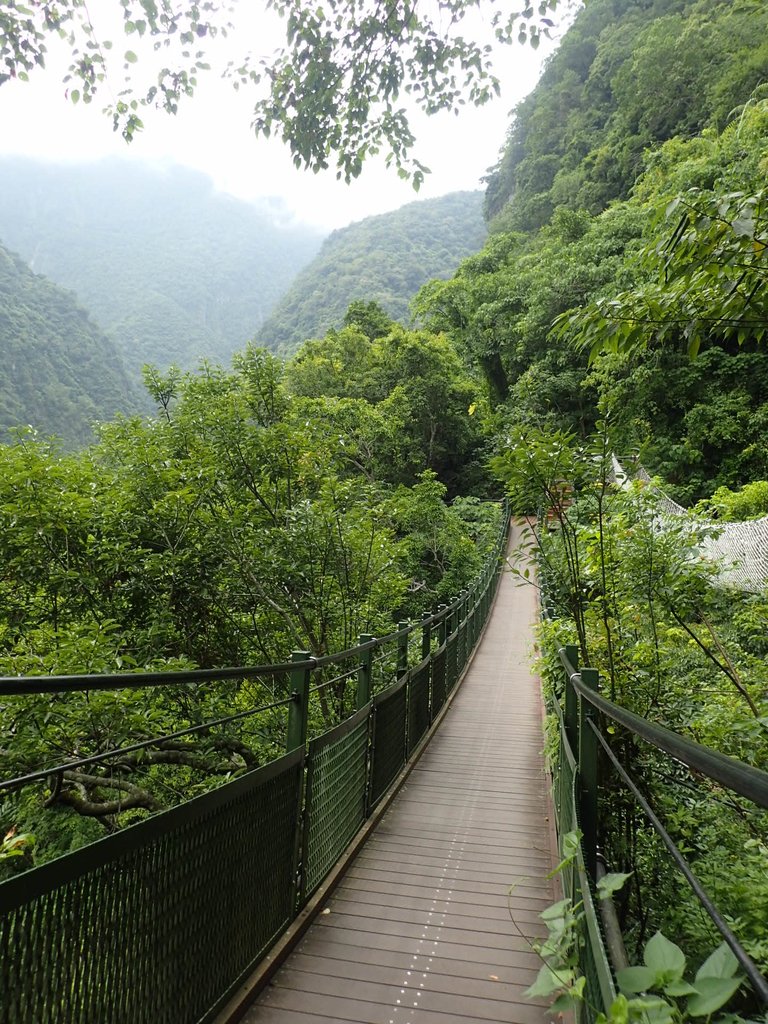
[301,706,369,901]
[578,864,617,1024]
[431,646,447,719]
[549,699,615,1023]
[0,503,513,1023]
[0,750,303,1024]
[469,607,479,651]
[456,618,466,675]
[611,456,768,591]
[406,658,431,756]
[369,678,408,809]
[445,633,459,692]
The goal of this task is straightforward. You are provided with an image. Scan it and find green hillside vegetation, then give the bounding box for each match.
[484,0,768,231]
[0,158,323,375]
[0,242,146,445]
[258,191,487,352]
[420,0,768,504]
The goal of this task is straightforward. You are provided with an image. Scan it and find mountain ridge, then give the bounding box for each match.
[0,157,324,374]
[0,239,146,445]
[258,190,487,352]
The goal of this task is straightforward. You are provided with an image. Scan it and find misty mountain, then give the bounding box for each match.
[0,158,324,374]
[258,191,487,352]
[0,240,146,446]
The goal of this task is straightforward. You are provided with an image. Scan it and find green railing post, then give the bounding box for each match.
[357,634,373,709]
[466,593,473,663]
[421,612,431,660]
[438,604,448,645]
[286,651,311,752]
[397,621,409,677]
[564,644,579,755]
[579,666,600,879]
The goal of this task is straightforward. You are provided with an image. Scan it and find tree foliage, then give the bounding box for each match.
[0,324,498,857]
[1,0,563,184]
[555,185,768,360]
[502,427,768,981]
[285,316,488,495]
[418,41,768,500]
[484,0,768,229]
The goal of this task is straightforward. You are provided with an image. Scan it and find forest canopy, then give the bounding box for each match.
[0,318,499,861]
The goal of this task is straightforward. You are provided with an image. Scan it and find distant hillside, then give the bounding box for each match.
[484,0,768,230]
[0,241,146,446]
[0,159,324,374]
[258,191,487,352]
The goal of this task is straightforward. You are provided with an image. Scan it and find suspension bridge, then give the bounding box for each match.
[1,511,767,1024]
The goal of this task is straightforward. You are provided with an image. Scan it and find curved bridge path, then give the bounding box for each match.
[245,525,557,1024]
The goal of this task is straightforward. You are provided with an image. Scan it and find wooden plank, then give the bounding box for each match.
[343,865,548,899]
[361,841,551,869]
[252,986,547,1024]
[337,876,552,912]
[285,951,536,993]
[295,927,541,971]
[354,839,552,872]
[331,897,552,929]
[313,912,539,952]
[291,940,538,987]
[267,967,532,1019]
[324,896,551,932]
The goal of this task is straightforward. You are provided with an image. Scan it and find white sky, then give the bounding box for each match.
[0,3,555,231]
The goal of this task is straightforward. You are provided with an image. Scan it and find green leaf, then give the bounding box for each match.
[124,50,138,63]
[617,966,657,994]
[607,994,629,1024]
[540,898,572,921]
[627,997,675,1024]
[562,829,581,857]
[687,976,742,1017]
[547,829,582,878]
[644,931,686,981]
[597,871,631,900]
[695,942,739,981]
[525,963,573,998]
[549,991,579,1014]
[663,980,697,997]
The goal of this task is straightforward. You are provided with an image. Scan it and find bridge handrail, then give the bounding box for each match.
[551,644,768,1017]
[563,658,768,810]
[0,587,475,696]
[0,506,509,796]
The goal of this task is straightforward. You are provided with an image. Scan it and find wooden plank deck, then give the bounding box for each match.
[243,524,556,1024]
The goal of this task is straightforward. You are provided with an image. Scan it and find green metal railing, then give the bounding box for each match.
[0,503,510,1024]
[549,644,768,1023]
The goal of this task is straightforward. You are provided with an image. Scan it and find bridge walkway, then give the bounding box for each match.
[244,526,557,1024]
